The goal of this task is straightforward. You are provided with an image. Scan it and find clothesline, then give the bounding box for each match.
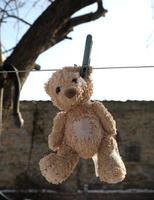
[0,65,154,73]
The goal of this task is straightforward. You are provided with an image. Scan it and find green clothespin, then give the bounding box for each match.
[80,34,93,78]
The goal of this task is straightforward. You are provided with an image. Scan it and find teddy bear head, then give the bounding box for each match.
[45,66,93,111]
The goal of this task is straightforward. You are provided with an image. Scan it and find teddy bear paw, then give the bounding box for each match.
[100,167,126,184]
[39,154,68,184]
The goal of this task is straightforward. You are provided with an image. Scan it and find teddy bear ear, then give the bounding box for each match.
[63,66,81,73]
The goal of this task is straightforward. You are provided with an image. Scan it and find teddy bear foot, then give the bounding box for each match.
[99,166,126,184]
[39,152,79,184]
[97,136,126,184]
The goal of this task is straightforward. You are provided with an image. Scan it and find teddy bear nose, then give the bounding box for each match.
[64,88,77,98]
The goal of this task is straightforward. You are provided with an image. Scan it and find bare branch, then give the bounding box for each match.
[69,0,107,27]
[4,14,31,26]
[1,8,31,26]
[0,0,12,24]
[2,46,15,54]
[54,0,107,43]
[0,0,26,26]
[65,36,72,40]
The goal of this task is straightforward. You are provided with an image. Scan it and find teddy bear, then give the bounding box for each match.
[39,66,126,184]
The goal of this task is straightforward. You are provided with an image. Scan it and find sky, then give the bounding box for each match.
[2,0,154,101]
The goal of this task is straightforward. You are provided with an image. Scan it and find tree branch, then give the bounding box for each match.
[1,9,31,26]
[54,0,107,41]
[4,14,31,26]
[2,46,15,54]
[70,0,107,27]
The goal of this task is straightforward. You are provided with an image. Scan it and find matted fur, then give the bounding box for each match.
[39,66,126,184]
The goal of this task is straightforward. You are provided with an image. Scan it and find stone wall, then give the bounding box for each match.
[0,101,154,191]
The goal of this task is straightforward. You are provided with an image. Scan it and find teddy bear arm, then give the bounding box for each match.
[92,101,116,136]
[48,112,66,151]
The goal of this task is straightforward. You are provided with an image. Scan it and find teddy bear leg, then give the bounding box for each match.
[39,144,79,184]
[97,136,126,184]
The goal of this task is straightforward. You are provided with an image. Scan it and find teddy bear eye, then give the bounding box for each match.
[56,86,61,94]
[72,78,78,83]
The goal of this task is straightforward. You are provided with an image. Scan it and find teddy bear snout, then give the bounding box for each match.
[64,88,77,99]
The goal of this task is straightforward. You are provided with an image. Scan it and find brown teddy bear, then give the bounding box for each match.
[39,66,126,184]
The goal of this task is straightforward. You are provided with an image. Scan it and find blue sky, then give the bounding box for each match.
[2,0,154,101]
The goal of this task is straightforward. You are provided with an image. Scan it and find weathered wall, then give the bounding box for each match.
[0,101,154,191]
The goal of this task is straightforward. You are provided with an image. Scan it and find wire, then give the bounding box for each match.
[0,65,154,73]
[93,65,154,70]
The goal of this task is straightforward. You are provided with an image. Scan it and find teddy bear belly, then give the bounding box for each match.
[64,117,103,159]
